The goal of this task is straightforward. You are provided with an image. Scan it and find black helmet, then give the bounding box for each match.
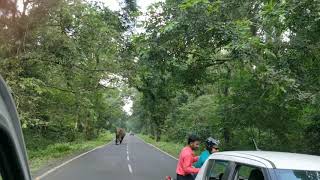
[205,137,219,150]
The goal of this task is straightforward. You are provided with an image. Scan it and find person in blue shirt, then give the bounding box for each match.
[194,137,220,168]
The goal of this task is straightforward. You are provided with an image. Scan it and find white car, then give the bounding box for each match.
[195,151,320,180]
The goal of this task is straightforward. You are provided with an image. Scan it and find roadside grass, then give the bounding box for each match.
[138,134,205,159]
[138,134,184,158]
[27,131,113,173]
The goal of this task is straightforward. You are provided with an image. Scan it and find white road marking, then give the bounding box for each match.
[35,140,114,180]
[127,155,130,161]
[128,164,133,174]
[136,136,178,160]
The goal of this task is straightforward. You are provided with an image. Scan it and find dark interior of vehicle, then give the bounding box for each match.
[248,169,264,180]
[208,172,224,180]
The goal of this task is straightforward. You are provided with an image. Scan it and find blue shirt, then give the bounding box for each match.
[194,150,210,168]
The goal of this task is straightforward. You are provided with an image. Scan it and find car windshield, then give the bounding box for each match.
[276,169,320,180]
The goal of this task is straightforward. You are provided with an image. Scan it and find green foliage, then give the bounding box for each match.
[127,0,320,154]
[1,0,320,160]
[0,0,127,141]
[139,134,183,158]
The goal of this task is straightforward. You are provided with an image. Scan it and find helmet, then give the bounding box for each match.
[205,137,219,150]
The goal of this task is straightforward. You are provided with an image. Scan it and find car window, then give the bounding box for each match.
[233,164,265,180]
[275,169,320,180]
[205,160,230,180]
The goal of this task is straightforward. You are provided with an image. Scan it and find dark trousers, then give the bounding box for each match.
[177,174,195,180]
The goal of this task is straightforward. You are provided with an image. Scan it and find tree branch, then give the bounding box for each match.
[184,51,232,68]
[28,58,111,72]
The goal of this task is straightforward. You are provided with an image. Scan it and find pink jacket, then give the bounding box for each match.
[176,146,200,176]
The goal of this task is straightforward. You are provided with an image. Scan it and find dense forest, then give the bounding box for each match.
[0,0,131,153]
[1,0,320,156]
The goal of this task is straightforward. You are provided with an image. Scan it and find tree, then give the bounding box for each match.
[127,0,320,154]
[0,0,127,140]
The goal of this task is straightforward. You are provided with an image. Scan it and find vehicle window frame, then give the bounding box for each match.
[0,124,25,180]
[0,76,32,180]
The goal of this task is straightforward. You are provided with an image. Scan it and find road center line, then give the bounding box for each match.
[128,164,133,174]
[127,155,130,161]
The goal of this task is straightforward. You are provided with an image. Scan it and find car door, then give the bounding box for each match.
[0,76,32,180]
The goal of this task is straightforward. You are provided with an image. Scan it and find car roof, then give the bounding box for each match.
[209,151,320,171]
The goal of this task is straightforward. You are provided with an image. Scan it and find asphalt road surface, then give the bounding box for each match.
[40,135,177,180]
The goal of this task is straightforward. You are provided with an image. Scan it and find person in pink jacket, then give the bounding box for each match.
[176,134,201,180]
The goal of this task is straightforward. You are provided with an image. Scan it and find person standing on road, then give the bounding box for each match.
[194,137,220,168]
[176,134,201,180]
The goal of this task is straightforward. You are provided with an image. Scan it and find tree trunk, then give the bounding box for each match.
[223,65,231,146]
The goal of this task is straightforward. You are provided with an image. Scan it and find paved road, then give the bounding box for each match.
[41,135,177,180]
